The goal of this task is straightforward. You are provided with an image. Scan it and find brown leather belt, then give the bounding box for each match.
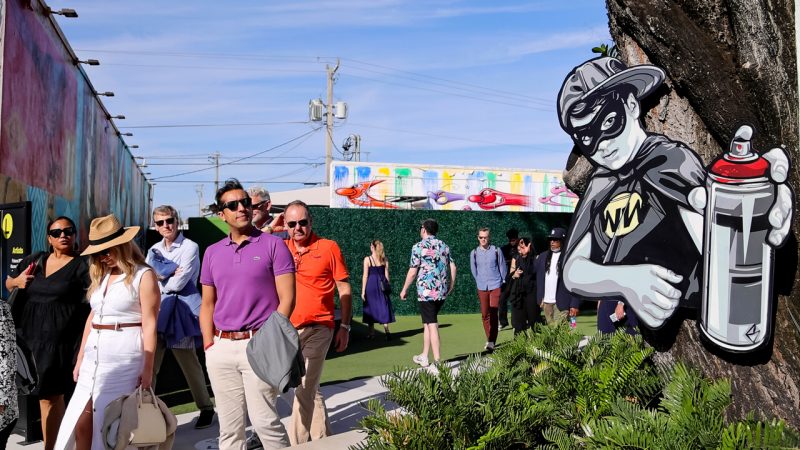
[216,329,259,340]
[92,322,142,330]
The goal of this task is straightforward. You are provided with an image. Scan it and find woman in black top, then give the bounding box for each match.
[508,237,541,335]
[4,217,90,450]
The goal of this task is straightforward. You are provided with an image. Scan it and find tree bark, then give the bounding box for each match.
[565,0,800,427]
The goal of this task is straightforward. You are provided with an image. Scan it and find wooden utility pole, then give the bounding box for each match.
[325,59,340,186]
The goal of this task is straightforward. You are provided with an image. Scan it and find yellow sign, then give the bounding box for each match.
[604,192,642,238]
[1,213,12,240]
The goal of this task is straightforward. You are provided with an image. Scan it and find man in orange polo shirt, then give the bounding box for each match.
[283,200,352,445]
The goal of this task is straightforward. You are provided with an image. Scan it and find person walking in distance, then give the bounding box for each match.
[469,227,507,352]
[498,228,519,329]
[199,179,295,449]
[361,240,395,340]
[283,200,352,445]
[535,227,579,325]
[146,205,215,429]
[400,219,456,367]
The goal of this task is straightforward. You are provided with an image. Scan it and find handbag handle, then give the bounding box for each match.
[137,386,159,408]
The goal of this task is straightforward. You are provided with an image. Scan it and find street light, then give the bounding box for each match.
[118,132,133,137]
[130,145,139,149]
[108,114,125,119]
[46,7,78,17]
[76,59,99,66]
[97,91,114,97]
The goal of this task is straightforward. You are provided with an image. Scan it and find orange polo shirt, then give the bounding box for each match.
[285,233,349,329]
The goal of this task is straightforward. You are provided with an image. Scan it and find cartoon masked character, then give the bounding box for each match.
[558,57,792,341]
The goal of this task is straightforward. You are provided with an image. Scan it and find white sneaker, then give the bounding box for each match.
[412,354,429,367]
[486,342,495,352]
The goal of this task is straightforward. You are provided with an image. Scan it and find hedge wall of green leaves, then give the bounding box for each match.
[186,208,572,316]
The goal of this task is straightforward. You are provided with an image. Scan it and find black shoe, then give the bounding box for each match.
[194,409,215,429]
[385,331,392,341]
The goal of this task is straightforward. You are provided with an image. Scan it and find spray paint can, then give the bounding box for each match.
[700,125,775,352]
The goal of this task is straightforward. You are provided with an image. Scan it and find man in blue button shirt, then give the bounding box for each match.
[469,227,507,352]
[146,205,215,429]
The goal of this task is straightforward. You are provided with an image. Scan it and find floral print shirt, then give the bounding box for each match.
[0,302,18,430]
[409,236,453,302]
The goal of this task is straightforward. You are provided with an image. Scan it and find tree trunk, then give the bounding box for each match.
[565,0,800,427]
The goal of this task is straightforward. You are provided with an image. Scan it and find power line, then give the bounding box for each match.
[153,180,323,184]
[343,63,551,107]
[102,62,322,74]
[121,121,309,129]
[347,122,555,149]
[344,73,552,112]
[151,127,322,180]
[145,162,322,166]
[343,57,551,103]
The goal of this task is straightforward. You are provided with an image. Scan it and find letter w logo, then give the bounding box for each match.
[603,192,643,238]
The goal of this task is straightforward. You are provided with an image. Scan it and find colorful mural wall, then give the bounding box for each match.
[0,0,150,251]
[331,162,577,212]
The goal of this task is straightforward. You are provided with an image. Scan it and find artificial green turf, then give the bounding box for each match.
[322,312,597,385]
[169,312,598,415]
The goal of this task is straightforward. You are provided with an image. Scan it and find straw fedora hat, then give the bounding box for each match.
[80,214,140,256]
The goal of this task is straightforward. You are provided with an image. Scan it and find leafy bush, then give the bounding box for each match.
[353,324,799,449]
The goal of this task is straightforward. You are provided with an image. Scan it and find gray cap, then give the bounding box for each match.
[557,57,665,130]
[548,227,567,240]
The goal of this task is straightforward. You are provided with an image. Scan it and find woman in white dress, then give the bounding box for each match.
[54,215,159,450]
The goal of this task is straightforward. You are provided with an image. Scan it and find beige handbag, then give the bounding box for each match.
[130,387,167,446]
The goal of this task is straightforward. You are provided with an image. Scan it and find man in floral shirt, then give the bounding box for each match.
[400,219,457,367]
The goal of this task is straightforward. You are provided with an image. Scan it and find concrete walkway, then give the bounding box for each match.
[7,375,389,450]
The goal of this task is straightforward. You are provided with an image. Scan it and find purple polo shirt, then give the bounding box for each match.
[200,229,295,331]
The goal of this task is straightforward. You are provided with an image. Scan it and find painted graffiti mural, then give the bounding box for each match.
[0,0,150,251]
[558,57,793,353]
[331,162,577,212]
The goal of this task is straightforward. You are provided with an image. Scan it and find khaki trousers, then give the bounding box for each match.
[205,336,289,449]
[289,325,334,445]
[153,338,214,411]
[543,303,567,325]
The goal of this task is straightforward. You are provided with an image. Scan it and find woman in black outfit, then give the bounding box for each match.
[508,237,541,335]
[4,217,90,450]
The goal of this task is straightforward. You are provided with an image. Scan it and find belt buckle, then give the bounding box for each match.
[114,322,121,331]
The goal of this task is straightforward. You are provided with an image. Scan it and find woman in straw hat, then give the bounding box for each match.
[54,215,160,450]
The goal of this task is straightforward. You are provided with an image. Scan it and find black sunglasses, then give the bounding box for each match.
[219,197,252,211]
[97,247,113,257]
[252,200,268,209]
[286,219,309,229]
[155,217,175,227]
[48,227,76,238]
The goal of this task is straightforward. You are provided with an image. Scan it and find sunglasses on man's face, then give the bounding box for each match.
[219,197,252,211]
[155,217,175,227]
[286,219,309,229]
[252,200,268,210]
[48,227,76,238]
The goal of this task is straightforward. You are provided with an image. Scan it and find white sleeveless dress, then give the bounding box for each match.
[55,266,151,450]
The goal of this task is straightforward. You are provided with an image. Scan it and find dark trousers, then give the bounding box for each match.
[498,285,509,327]
[478,288,501,343]
[511,292,542,335]
[0,418,17,449]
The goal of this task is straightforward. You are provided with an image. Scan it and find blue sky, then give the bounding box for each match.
[51,0,610,219]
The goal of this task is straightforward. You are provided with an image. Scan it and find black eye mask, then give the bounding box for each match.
[568,99,627,157]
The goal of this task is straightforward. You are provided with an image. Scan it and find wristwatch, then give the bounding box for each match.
[340,323,351,332]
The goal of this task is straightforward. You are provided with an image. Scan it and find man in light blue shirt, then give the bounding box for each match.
[146,205,215,429]
[469,227,507,352]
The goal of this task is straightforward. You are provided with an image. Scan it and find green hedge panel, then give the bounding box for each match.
[185,209,571,316]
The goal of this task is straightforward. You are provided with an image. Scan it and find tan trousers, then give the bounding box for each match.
[543,303,568,325]
[205,336,289,449]
[289,325,334,445]
[153,338,214,411]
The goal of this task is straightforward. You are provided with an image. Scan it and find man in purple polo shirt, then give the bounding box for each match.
[200,178,296,450]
